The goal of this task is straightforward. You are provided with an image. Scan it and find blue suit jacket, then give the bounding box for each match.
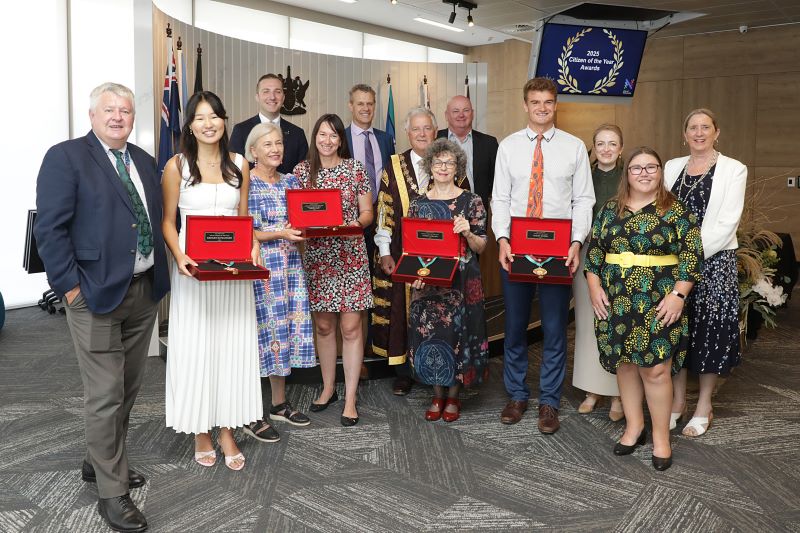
[34,131,170,314]
[230,115,308,175]
[345,125,394,174]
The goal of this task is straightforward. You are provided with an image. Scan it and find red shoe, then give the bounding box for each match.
[425,397,446,421]
[441,398,461,423]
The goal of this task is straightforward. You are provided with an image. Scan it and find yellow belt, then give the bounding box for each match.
[605,252,678,270]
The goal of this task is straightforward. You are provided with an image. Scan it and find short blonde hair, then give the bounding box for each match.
[89,82,135,113]
[244,122,283,163]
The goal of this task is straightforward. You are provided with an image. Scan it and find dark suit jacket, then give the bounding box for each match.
[344,125,394,175]
[34,131,170,314]
[437,128,498,208]
[230,115,308,175]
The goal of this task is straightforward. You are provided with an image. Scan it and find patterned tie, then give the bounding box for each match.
[111,150,153,256]
[526,133,544,218]
[363,131,377,200]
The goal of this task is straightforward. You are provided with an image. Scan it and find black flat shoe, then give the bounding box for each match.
[82,461,146,489]
[340,414,359,427]
[97,493,148,532]
[652,455,673,471]
[309,391,339,412]
[613,430,647,456]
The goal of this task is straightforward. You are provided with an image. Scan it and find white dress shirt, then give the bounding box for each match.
[98,138,155,274]
[374,150,429,257]
[259,113,281,126]
[448,129,474,191]
[491,126,595,243]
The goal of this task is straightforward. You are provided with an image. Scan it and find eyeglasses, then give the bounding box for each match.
[628,164,661,175]
[431,159,457,169]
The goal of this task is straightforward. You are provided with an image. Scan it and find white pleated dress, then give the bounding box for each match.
[166,155,262,434]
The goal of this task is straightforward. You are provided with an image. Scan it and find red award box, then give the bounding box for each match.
[508,217,573,284]
[185,215,270,281]
[391,218,461,287]
[286,189,362,238]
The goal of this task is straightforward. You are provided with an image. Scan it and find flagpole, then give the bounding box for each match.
[385,73,395,150]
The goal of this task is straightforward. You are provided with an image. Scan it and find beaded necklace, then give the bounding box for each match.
[677,151,718,200]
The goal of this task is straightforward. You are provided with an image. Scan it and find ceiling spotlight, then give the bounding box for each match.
[448,5,456,24]
[467,10,474,26]
[391,0,397,4]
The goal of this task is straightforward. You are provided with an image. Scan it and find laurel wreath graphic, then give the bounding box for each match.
[556,28,625,95]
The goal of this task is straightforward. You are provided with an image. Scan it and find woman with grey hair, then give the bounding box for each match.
[407,138,489,423]
[243,121,316,444]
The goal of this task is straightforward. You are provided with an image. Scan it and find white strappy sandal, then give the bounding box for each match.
[682,412,713,437]
[669,406,687,430]
[193,450,217,467]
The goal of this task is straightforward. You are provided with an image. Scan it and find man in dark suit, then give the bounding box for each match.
[437,95,498,209]
[34,82,169,533]
[230,73,309,174]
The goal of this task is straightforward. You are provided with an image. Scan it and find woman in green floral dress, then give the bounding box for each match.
[585,147,703,471]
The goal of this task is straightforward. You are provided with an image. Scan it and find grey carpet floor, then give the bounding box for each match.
[0,298,798,532]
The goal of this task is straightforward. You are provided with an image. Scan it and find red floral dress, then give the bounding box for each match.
[293,159,374,313]
[407,191,489,387]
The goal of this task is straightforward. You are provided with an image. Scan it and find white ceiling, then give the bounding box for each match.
[260,0,800,46]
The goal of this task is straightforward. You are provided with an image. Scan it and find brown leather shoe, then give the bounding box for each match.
[538,404,560,434]
[392,376,413,396]
[500,400,528,425]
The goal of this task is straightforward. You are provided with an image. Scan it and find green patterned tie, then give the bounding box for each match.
[111,149,153,256]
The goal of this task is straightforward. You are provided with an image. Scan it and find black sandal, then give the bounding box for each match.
[242,419,280,442]
[269,402,311,426]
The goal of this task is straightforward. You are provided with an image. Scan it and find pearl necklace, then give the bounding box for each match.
[678,151,718,200]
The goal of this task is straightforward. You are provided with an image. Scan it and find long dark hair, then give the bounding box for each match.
[179,91,242,188]
[614,146,675,216]
[307,113,350,188]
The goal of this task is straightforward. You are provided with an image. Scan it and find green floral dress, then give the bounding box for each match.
[585,200,703,374]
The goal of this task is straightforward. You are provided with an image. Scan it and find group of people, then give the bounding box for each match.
[33,74,745,532]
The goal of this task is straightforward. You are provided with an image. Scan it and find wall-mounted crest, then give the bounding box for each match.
[279,66,309,116]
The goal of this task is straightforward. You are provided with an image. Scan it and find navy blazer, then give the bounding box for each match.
[437,128,498,209]
[34,131,170,314]
[230,115,309,175]
[344,125,394,172]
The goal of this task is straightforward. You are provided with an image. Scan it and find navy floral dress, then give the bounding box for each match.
[671,165,741,375]
[407,191,489,388]
[585,200,703,374]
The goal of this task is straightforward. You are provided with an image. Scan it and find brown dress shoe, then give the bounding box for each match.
[392,376,413,396]
[500,400,528,425]
[538,404,560,434]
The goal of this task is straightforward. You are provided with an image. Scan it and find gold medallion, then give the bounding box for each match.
[533,267,548,278]
[417,267,431,277]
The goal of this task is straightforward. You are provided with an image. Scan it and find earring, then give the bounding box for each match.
[254,157,258,166]
[682,139,686,146]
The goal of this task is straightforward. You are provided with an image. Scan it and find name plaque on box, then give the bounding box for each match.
[526,230,555,240]
[417,230,444,240]
[204,231,235,243]
[301,201,328,212]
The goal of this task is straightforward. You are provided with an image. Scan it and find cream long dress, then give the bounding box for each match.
[165,154,262,434]
[572,244,619,396]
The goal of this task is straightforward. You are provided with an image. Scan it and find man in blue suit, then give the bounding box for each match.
[34,82,169,533]
[230,73,309,174]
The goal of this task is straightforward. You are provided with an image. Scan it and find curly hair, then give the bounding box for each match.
[420,138,467,182]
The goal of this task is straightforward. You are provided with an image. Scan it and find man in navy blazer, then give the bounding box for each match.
[230,73,309,174]
[437,95,498,209]
[34,82,169,533]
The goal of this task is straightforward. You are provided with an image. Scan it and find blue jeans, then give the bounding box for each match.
[501,268,571,408]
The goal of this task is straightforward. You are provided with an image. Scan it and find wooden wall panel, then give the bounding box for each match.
[614,80,684,161]
[683,25,800,79]
[681,75,758,166]
[637,37,684,83]
[555,102,615,150]
[751,167,800,257]
[756,72,800,167]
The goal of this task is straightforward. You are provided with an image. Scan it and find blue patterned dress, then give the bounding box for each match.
[249,173,316,377]
[407,192,489,388]
[671,165,741,375]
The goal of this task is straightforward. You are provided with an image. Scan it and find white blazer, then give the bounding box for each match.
[664,153,747,259]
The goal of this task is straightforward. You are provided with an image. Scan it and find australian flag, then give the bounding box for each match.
[157,34,181,174]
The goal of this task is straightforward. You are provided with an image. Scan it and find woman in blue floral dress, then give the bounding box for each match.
[407,139,489,423]
[585,147,703,470]
[244,122,316,444]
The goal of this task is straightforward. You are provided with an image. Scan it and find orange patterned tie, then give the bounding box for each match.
[526,133,544,218]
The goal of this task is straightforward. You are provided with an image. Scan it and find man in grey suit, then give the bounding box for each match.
[34,82,169,533]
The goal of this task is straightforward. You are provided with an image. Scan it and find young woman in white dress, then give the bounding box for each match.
[162,91,262,471]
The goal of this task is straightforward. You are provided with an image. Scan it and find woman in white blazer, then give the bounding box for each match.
[664,108,747,438]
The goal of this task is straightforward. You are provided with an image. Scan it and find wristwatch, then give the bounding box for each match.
[670,289,686,299]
